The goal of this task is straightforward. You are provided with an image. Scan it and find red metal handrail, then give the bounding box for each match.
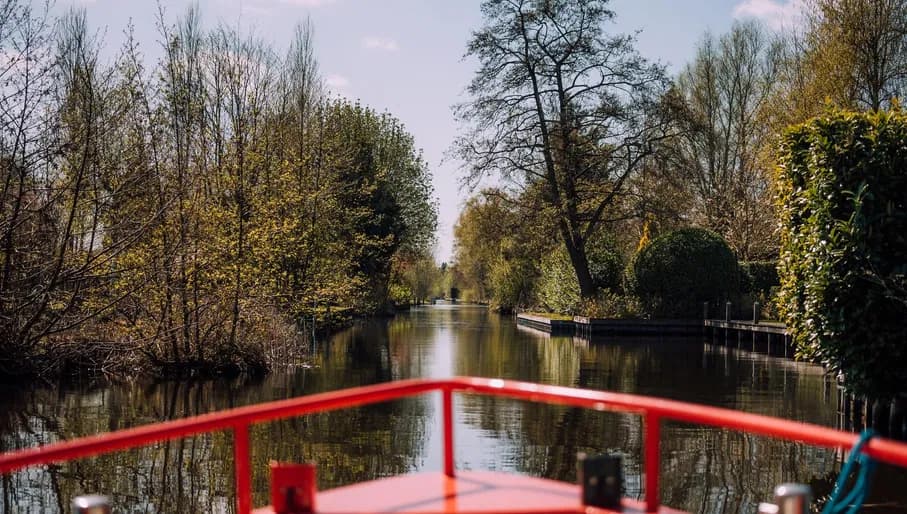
[2,376,907,514]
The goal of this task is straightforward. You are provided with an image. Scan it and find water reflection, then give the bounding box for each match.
[0,305,904,513]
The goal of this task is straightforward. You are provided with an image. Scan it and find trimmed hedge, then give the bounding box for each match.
[629,228,739,318]
[776,109,907,397]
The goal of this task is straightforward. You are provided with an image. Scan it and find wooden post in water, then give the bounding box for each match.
[753,302,760,324]
[873,399,891,436]
[852,396,864,431]
[841,387,851,432]
[891,396,906,440]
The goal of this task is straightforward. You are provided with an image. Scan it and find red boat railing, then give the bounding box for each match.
[2,376,907,513]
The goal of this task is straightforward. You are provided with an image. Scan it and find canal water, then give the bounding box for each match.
[1,304,904,513]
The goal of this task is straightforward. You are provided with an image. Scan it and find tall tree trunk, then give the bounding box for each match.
[561,230,596,298]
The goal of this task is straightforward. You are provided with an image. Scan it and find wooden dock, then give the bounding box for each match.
[574,317,702,337]
[516,312,796,360]
[704,319,793,358]
[515,313,575,334]
[703,319,788,335]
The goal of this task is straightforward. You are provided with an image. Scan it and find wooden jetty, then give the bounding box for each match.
[515,313,575,334]
[574,317,702,337]
[517,306,798,363]
[703,319,787,334]
[704,318,793,358]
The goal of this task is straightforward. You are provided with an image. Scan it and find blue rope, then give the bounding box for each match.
[822,429,878,514]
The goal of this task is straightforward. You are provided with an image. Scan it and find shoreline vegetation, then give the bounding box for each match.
[448,0,907,399]
[0,5,437,381]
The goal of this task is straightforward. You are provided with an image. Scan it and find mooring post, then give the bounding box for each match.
[725,301,732,322]
[873,399,891,436]
[703,302,709,320]
[853,396,864,430]
[753,302,760,324]
[891,396,906,440]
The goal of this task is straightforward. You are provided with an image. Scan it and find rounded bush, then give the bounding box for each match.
[629,228,738,318]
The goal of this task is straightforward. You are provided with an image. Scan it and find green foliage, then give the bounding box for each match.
[579,291,643,319]
[776,108,907,397]
[587,236,626,291]
[0,6,437,377]
[490,251,538,313]
[629,228,739,318]
[739,261,780,294]
[452,188,553,308]
[538,246,582,314]
[388,252,444,306]
[538,236,624,314]
[452,192,515,303]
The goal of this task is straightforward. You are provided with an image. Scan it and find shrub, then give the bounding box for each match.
[538,246,582,314]
[490,255,537,313]
[739,261,779,294]
[579,291,643,319]
[537,236,625,314]
[629,228,739,318]
[776,109,907,397]
[587,236,625,291]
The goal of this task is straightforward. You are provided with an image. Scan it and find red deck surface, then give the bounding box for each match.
[251,471,688,514]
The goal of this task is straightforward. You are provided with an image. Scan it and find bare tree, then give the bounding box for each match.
[808,0,907,111]
[207,26,274,349]
[454,0,668,297]
[664,21,780,259]
[0,1,56,363]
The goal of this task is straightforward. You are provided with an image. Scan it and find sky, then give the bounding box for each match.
[54,0,805,263]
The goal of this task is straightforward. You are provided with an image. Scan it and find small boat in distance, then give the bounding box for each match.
[2,377,906,514]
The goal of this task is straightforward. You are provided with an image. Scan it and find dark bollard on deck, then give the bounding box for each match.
[753,302,760,324]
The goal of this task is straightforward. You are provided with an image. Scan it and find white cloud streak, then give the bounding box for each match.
[325,73,350,89]
[279,0,337,7]
[733,0,806,30]
[361,36,399,52]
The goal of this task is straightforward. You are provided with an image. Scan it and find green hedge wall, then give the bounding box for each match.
[629,228,739,318]
[776,109,907,397]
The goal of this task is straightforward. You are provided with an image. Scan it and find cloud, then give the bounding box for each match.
[325,73,350,89]
[361,36,399,52]
[733,0,806,30]
[279,0,337,7]
[242,4,274,16]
